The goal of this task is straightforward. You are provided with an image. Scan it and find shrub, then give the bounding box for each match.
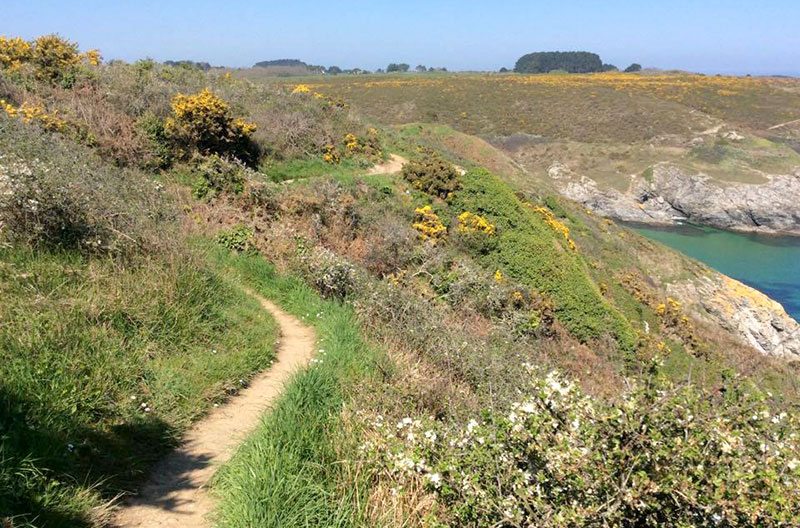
[138,112,174,169]
[192,154,249,199]
[301,246,356,300]
[412,205,447,243]
[165,88,259,163]
[0,116,171,258]
[453,211,497,254]
[401,149,461,199]
[30,35,82,83]
[0,37,32,71]
[625,63,643,73]
[371,364,800,528]
[217,224,256,253]
[450,168,636,349]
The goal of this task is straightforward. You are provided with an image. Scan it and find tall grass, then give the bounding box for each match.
[0,246,279,527]
[210,249,378,528]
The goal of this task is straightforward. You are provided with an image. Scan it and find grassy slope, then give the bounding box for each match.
[0,246,278,527]
[450,169,636,348]
[210,249,377,528]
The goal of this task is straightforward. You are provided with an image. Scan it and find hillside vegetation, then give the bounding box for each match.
[1,34,799,528]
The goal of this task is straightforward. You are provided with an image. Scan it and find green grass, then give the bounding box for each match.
[258,157,370,183]
[210,249,378,528]
[0,246,278,527]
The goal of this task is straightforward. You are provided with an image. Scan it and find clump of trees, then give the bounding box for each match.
[625,63,643,72]
[514,51,605,74]
[253,59,307,68]
[387,63,410,72]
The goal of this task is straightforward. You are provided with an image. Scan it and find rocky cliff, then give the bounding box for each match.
[669,273,800,363]
[553,162,800,236]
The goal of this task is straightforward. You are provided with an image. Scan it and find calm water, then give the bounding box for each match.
[628,223,800,321]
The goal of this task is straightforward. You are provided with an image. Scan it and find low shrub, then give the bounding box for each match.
[301,246,357,300]
[367,364,800,527]
[192,154,250,199]
[217,225,256,253]
[412,205,448,243]
[401,148,462,199]
[0,116,171,258]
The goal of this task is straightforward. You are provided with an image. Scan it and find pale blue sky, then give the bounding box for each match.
[2,1,799,75]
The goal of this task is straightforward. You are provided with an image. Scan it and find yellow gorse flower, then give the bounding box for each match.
[292,84,312,95]
[80,49,101,66]
[1,99,66,132]
[322,144,340,164]
[0,36,32,71]
[413,205,447,243]
[457,211,495,236]
[529,205,577,251]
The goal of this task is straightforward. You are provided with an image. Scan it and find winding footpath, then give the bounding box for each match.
[113,288,316,528]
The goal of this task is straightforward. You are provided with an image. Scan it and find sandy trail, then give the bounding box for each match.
[367,153,408,175]
[113,288,316,528]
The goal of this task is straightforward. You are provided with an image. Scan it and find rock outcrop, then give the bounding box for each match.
[669,273,800,362]
[553,162,800,236]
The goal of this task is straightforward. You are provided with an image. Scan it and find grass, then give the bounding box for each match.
[209,248,378,528]
[258,157,371,183]
[0,245,278,527]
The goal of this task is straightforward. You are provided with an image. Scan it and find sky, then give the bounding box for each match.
[2,1,799,75]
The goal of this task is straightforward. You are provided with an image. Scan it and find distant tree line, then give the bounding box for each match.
[386,63,447,73]
[254,59,307,68]
[164,60,212,71]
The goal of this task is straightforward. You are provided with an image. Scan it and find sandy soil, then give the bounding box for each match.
[366,153,408,175]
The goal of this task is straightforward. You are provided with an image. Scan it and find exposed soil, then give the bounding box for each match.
[366,153,408,175]
[112,288,316,528]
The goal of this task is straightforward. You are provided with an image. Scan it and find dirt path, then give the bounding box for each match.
[367,153,408,175]
[113,288,316,528]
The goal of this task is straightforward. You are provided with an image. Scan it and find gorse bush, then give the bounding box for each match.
[401,148,462,199]
[367,364,800,527]
[0,34,100,85]
[0,37,32,71]
[165,88,259,163]
[450,168,636,349]
[192,154,250,199]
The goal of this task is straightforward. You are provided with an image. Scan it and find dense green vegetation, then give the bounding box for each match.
[253,58,307,68]
[514,51,605,73]
[451,169,636,348]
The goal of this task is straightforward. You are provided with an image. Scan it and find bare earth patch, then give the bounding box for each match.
[112,288,316,528]
[367,153,408,175]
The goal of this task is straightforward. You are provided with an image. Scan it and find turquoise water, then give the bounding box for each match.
[628,223,800,321]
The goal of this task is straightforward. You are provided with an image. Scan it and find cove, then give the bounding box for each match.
[628,223,800,321]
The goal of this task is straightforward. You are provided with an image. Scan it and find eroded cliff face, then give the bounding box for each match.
[668,273,800,363]
[551,162,800,236]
